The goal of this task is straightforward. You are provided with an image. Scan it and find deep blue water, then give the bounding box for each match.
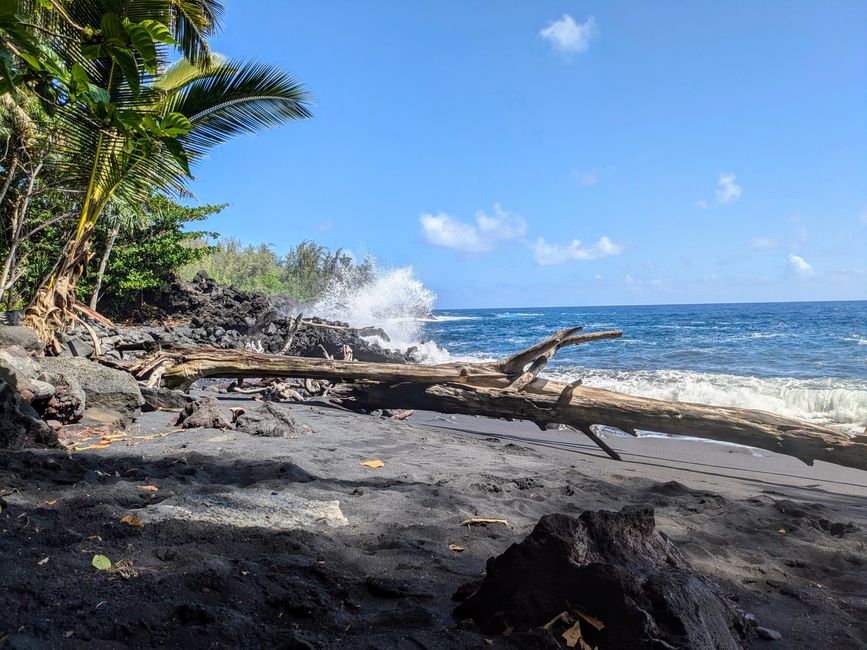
[420,301,867,432]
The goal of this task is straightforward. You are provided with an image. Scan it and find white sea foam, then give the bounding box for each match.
[313,262,451,363]
[426,315,483,322]
[494,311,544,318]
[546,367,867,434]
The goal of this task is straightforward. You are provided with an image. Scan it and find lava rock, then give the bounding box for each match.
[40,356,143,418]
[175,397,231,429]
[0,325,43,352]
[454,506,751,649]
[234,402,297,437]
[58,336,95,358]
[38,371,85,424]
[141,386,193,412]
[0,379,58,449]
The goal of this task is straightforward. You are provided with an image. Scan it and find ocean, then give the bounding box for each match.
[422,301,867,435]
[310,267,866,435]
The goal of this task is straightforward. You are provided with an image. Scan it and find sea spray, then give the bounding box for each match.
[313,262,450,362]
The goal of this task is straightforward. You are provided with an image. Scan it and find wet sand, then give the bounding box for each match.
[2,395,865,649]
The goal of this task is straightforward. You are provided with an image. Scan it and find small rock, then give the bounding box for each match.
[0,379,58,449]
[59,336,95,358]
[234,402,297,437]
[140,386,193,412]
[175,397,231,429]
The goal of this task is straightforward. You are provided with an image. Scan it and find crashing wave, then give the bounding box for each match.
[313,261,449,363]
[546,366,867,435]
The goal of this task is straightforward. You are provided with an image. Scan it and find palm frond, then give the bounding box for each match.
[161,59,312,156]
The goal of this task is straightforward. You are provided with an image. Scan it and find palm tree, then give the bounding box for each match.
[11,1,312,339]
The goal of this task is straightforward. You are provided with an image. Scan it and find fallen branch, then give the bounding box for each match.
[114,327,867,471]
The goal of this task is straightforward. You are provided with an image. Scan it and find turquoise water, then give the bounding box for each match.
[422,301,867,433]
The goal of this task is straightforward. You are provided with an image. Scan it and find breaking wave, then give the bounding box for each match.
[546,366,867,435]
[313,262,450,363]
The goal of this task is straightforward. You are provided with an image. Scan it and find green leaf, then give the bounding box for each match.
[81,43,105,60]
[100,14,127,44]
[164,138,191,176]
[85,84,111,105]
[70,62,89,87]
[92,554,111,570]
[140,19,176,45]
[111,47,140,97]
[0,0,15,17]
[125,22,157,73]
[18,52,41,71]
[161,113,192,137]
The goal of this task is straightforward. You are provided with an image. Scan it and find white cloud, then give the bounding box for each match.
[695,200,709,210]
[532,236,622,266]
[539,15,598,56]
[788,254,815,278]
[576,169,599,186]
[419,204,526,254]
[859,210,867,225]
[715,172,742,204]
[750,237,776,250]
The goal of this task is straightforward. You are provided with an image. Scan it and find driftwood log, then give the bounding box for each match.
[117,327,867,471]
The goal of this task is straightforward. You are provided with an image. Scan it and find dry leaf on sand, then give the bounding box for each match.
[120,514,143,528]
[360,460,384,468]
[139,485,159,492]
[448,544,465,552]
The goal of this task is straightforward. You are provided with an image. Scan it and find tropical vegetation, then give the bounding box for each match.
[0,0,312,340]
[183,238,374,305]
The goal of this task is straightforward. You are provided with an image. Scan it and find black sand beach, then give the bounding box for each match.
[2,395,865,649]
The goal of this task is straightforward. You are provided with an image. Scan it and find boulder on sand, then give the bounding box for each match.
[454,506,751,649]
[0,380,58,449]
[176,396,231,429]
[40,356,144,418]
[234,401,298,437]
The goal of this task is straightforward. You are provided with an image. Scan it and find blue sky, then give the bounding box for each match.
[192,1,867,309]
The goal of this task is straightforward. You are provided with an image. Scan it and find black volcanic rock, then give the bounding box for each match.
[454,506,751,649]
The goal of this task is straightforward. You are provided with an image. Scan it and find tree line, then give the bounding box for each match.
[0,0,317,340]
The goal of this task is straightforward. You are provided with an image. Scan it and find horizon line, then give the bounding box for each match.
[433,297,867,311]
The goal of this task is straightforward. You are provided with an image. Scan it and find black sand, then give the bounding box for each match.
[2,395,865,648]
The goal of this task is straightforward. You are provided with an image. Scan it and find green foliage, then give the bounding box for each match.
[82,195,222,307]
[0,0,311,322]
[183,238,373,304]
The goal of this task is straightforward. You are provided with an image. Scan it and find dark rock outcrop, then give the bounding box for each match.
[0,380,58,449]
[109,271,273,334]
[454,506,751,649]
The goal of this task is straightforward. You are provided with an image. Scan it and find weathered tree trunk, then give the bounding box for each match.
[116,327,867,471]
[88,222,120,310]
[23,226,96,343]
[334,381,867,471]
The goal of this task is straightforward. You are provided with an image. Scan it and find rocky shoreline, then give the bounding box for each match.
[0,272,423,450]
